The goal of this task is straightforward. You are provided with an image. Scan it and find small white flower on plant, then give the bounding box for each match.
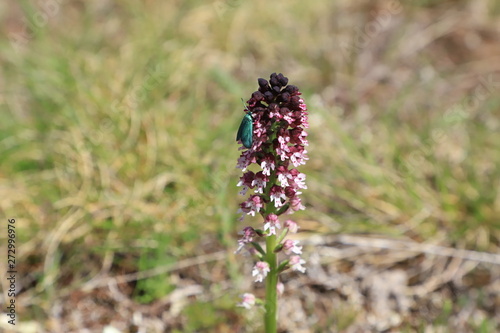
[269,185,287,208]
[284,220,299,233]
[235,227,256,254]
[263,214,281,236]
[238,293,256,309]
[289,255,306,273]
[252,261,270,283]
[277,282,285,296]
[283,239,302,255]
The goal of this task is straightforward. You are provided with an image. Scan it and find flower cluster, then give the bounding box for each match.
[237,73,309,218]
[235,73,309,308]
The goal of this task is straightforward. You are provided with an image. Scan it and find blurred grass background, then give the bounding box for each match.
[0,0,499,332]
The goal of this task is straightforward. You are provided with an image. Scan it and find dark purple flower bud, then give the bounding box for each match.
[284,85,299,95]
[277,73,288,86]
[238,171,255,188]
[264,91,274,102]
[280,92,291,103]
[284,186,296,198]
[280,107,290,115]
[289,95,302,109]
[252,91,265,102]
[258,78,269,89]
[269,73,280,87]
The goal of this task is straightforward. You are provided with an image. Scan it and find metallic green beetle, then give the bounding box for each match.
[236,113,253,148]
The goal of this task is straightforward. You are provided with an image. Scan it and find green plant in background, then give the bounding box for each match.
[135,233,175,304]
[234,73,309,332]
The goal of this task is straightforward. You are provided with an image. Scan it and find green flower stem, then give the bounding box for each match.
[263,174,279,332]
[263,125,280,332]
[264,233,278,333]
